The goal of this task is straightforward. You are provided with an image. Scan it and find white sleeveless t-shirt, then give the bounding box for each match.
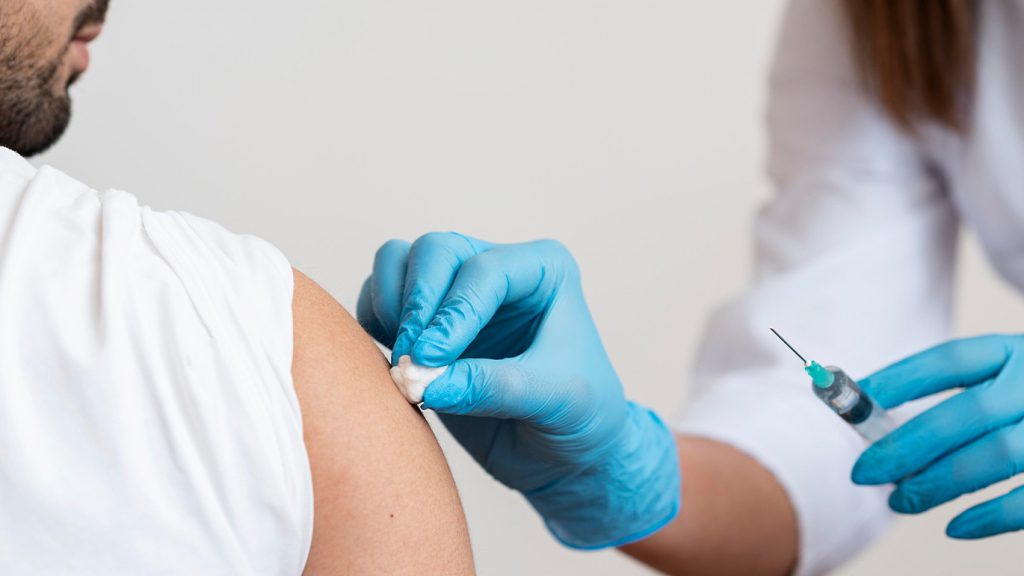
[0,148,313,575]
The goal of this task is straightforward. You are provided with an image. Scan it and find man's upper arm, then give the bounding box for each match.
[290,269,475,575]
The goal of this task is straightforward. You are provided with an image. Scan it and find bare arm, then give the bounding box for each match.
[291,269,475,575]
[620,436,797,576]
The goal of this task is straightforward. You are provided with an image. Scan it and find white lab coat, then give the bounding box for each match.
[677,1,1024,573]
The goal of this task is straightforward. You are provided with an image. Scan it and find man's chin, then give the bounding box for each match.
[2,100,72,157]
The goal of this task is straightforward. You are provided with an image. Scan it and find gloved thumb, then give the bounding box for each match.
[422,357,545,421]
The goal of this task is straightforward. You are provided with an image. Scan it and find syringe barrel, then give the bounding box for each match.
[812,366,895,443]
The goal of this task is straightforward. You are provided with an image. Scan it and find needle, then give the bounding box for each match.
[770,328,807,365]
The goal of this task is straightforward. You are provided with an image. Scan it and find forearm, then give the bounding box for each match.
[620,435,797,576]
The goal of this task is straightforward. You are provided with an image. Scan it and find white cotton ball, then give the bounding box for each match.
[389,355,448,404]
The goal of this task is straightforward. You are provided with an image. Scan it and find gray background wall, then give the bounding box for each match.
[39,1,1024,573]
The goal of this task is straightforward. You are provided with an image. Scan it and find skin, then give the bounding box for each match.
[358,234,800,575]
[621,437,797,575]
[0,2,477,572]
[292,270,474,575]
[0,0,106,155]
[7,2,797,573]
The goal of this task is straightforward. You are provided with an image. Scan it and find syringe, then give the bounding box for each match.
[770,329,895,443]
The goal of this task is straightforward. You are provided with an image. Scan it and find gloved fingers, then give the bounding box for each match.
[368,239,411,344]
[947,483,1024,539]
[413,239,572,366]
[888,420,1024,514]
[356,276,393,346]
[852,378,1021,484]
[436,413,504,468]
[392,232,488,363]
[859,334,1013,409]
[421,357,551,421]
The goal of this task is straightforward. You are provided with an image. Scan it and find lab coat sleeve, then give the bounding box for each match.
[676,0,958,574]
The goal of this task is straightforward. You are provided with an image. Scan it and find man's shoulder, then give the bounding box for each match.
[0,150,295,388]
[0,147,37,181]
[0,151,293,349]
[0,153,312,573]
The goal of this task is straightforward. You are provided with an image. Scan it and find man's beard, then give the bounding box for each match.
[0,0,109,157]
[0,49,72,157]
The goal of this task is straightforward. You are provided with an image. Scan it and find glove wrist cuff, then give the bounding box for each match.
[526,402,682,550]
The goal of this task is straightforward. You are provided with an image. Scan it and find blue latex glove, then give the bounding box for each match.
[852,334,1024,539]
[357,232,680,549]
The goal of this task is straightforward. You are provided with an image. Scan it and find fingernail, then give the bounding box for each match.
[421,378,453,411]
[421,367,467,412]
[412,338,446,366]
[391,330,415,362]
[851,458,883,485]
[946,517,976,539]
[888,490,916,514]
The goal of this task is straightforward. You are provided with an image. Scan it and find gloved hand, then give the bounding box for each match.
[852,334,1024,539]
[357,232,680,549]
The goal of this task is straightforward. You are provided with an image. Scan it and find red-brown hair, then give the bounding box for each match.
[843,0,978,132]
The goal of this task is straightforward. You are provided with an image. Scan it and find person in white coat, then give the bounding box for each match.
[360,0,1024,574]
